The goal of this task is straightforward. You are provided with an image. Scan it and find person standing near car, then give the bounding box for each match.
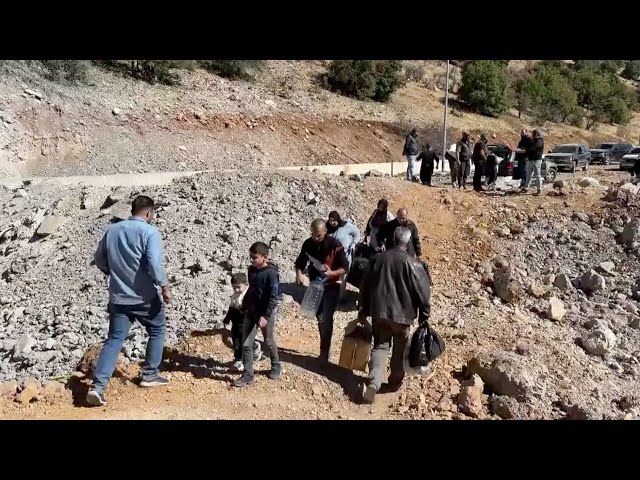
[472,133,489,192]
[417,143,440,186]
[514,129,531,189]
[403,128,420,182]
[522,129,544,195]
[456,131,472,189]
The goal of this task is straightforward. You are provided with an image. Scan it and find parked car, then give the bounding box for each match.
[544,144,590,172]
[590,142,633,165]
[488,144,558,182]
[620,146,640,171]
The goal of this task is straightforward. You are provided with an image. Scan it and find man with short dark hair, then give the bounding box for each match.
[403,128,419,181]
[456,131,472,189]
[472,133,489,192]
[295,219,349,365]
[376,208,422,258]
[87,195,171,407]
[417,143,440,186]
[359,227,431,404]
[523,129,544,196]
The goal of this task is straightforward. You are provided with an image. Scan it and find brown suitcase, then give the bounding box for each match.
[338,320,372,373]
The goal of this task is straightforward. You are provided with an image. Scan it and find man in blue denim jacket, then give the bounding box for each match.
[86,195,172,407]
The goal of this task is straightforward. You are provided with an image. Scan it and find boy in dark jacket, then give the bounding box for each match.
[234,242,281,387]
[222,272,262,372]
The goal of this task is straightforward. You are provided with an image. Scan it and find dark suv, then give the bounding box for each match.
[590,142,633,165]
[544,144,590,172]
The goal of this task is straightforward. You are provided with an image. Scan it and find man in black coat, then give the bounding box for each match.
[376,207,422,258]
[358,227,431,404]
[417,143,440,186]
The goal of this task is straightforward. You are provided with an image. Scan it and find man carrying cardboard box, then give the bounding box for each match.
[358,227,431,405]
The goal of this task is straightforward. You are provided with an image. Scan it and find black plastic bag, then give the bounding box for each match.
[408,323,445,368]
[347,256,370,289]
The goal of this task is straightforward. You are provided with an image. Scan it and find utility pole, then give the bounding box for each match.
[443,60,450,172]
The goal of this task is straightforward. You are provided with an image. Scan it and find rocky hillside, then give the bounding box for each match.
[1,61,637,180]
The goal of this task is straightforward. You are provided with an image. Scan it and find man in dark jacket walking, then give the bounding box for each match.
[376,208,422,258]
[472,133,489,192]
[417,143,439,186]
[403,128,419,181]
[358,227,431,404]
[456,131,472,189]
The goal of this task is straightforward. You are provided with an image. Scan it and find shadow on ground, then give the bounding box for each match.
[278,347,363,404]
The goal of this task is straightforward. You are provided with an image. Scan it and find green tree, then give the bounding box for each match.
[459,60,510,116]
[326,60,404,103]
[622,60,640,81]
[199,60,264,80]
[520,65,578,123]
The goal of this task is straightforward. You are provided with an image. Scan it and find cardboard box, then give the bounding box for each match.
[338,320,372,373]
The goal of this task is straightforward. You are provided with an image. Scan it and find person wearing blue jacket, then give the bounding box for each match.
[234,241,281,387]
[87,195,172,407]
[327,211,361,265]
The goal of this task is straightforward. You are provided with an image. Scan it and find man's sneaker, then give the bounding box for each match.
[268,363,282,380]
[233,373,254,388]
[361,384,377,405]
[86,390,107,407]
[139,375,170,388]
[232,360,245,372]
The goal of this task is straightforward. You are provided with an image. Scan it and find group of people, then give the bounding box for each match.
[403,127,546,195]
[87,194,428,407]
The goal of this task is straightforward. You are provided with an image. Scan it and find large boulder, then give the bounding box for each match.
[36,215,67,237]
[579,269,606,295]
[547,297,566,322]
[466,351,548,402]
[580,324,616,356]
[620,218,640,248]
[493,258,523,304]
[457,374,485,418]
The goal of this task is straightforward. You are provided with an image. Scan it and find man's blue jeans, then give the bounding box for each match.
[406,154,417,180]
[92,296,165,394]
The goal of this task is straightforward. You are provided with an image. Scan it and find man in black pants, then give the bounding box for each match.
[417,143,440,186]
[456,132,472,189]
[295,219,349,366]
[358,227,431,404]
[472,133,489,192]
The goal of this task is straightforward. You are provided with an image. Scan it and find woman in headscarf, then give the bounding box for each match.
[364,199,395,251]
[327,211,361,266]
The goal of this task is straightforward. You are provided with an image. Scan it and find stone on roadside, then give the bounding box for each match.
[580,325,617,356]
[14,188,28,199]
[348,174,363,182]
[491,395,520,419]
[36,215,67,237]
[42,381,67,399]
[573,212,589,223]
[112,107,121,116]
[554,273,573,291]
[12,334,36,361]
[547,297,566,322]
[467,351,548,402]
[528,283,547,298]
[543,273,556,286]
[0,380,18,398]
[16,377,41,404]
[77,343,127,377]
[577,177,600,188]
[365,169,383,178]
[620,218,640,248]
[457,374,484,418]
[597,261,616,275]
[579,269,606,295]
[493,260,523,304]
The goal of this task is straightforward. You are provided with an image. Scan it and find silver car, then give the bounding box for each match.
[620,146,640,171]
